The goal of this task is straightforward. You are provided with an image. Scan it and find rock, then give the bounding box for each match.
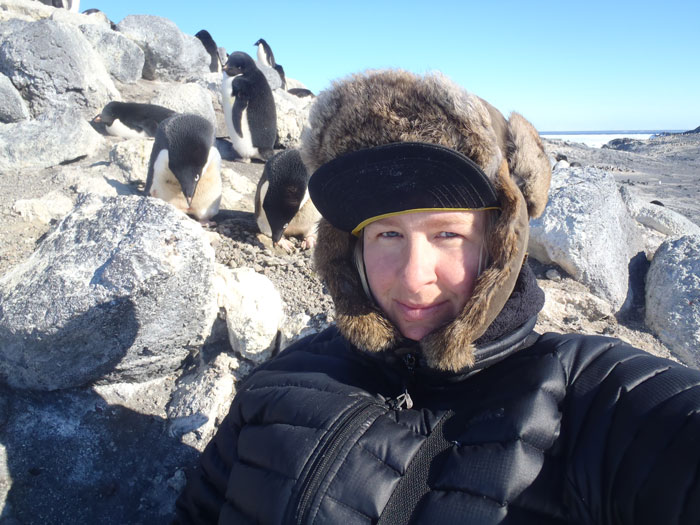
[273,88,313,149]
[257,62,283,90]
[620,185,700,238]
[0,73,29,123]
[603,137,646,152]
[150,82,216,126]
[12,190,74,224]
[0,384,199,523]
[645,235,700,367]
[220,167,257,211]
[0,18,119,119]
[0,194,219,390]
[214,265,284,363]
[0,0,55,23]
[79,23,145,83]
[108,137,153,185]
[166,351,251,451]
[0,109,104,172]
[116,15,210,82]
[529,167,644,311]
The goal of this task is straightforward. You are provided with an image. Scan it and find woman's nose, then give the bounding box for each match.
[399,238,437,293]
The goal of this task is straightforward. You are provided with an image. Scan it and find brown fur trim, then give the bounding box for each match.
[304,70,550,370]
[507,112,552,218]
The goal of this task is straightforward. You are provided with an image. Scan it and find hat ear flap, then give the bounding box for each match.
[506,112,552,218]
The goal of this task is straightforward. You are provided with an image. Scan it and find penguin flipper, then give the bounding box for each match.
[232,97,247,139]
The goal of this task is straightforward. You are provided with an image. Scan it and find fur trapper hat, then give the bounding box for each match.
[301,69,551,372]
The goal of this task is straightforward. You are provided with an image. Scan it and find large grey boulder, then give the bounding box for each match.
[116,15,210,81]
[150,82,216,126]
[0,18,119,119]
[529,167,644,311]
[79,23,145,83]
[273,88,313,149]
[0,194,219,390]
[620,185,700,238]
[645,235,700,367]
[0,109,104,171]
[0,73,29,123]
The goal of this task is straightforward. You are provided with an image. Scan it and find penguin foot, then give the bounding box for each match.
[237,157,251,164]
[301,234,317,251]
[196,218,217,228]
[275,237,295,254]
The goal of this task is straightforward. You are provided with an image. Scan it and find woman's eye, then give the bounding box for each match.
[438,231,459,238]
[380,231,401,238]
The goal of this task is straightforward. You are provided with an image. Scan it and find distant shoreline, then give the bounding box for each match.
[539,130,684,148]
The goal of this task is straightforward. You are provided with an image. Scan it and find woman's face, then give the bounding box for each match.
[363,210,486,341]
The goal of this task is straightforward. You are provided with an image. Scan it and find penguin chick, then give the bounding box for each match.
[145,113,222,225]
[254,38,276,67]
[221,51,276,163]
[255,149,320,253]
[94,101,175,139]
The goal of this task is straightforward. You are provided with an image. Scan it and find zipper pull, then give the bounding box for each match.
[389,389,413,410]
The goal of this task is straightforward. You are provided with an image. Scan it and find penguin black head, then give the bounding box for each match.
[224,51,256,77]
[161,114,215,206]
[95,100,119,125]
[257,150,310,243]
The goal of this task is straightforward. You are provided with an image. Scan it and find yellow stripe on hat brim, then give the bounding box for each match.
[351,206,501,236]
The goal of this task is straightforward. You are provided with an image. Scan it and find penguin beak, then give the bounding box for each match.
[176,169,200,208]
[271,222,289,244]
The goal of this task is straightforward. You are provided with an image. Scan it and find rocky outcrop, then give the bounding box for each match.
[0,109,104,172]
[0,195,220,390]
[0,18,119,119]
[116,15,210,82]
[529,166,644,312]
[645,235,700,367]
[0,73,29,123]
[79,23,145,84]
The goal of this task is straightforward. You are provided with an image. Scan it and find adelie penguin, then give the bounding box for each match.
[255,38,286,90]
[221,51,277,163]
[195,29,224,73]
[255,149,320,253]
[145,113,222,225]
[94,101,176,139]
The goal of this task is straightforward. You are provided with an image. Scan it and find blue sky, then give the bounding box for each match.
[85,0,699,132]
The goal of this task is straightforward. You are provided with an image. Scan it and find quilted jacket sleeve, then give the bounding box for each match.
[174,405,244,524]
[553,334,700,525]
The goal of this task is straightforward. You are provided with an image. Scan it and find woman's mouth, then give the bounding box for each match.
[396,301,447,321]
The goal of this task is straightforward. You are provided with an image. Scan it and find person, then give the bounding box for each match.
[175,70,700,524]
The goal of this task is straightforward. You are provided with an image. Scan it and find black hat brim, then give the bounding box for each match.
[308,142,500,235]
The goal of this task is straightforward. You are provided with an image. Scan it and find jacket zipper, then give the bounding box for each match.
[294,401,384,524]
[389,352,417,410]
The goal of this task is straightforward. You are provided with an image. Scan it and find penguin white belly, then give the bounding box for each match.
[106,118,149,139]
[255,180,273,237]
[188,148,222,221]
[221,73,260,162]
[149,150,189,212]
[229,106,260,161]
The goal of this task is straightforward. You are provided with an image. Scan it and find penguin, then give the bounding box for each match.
[145,113,222,225]
[94,101,176,139]
[195,30,223,73]
[273,64,287,90]
[221,51,277,163]
[254,38,276,67]
[255,149,320,252]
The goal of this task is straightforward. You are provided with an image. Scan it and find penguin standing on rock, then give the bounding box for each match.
[195,29,224,73]
[94,101,176,139]
[145,113,222,225]
[221,51,277,163]
[254,38,276,67]
[255,149,320,253]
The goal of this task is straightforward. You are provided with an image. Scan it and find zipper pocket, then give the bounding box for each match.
[294,401,384,524]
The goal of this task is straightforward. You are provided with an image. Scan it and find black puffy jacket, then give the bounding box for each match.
[175,320,700,524]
